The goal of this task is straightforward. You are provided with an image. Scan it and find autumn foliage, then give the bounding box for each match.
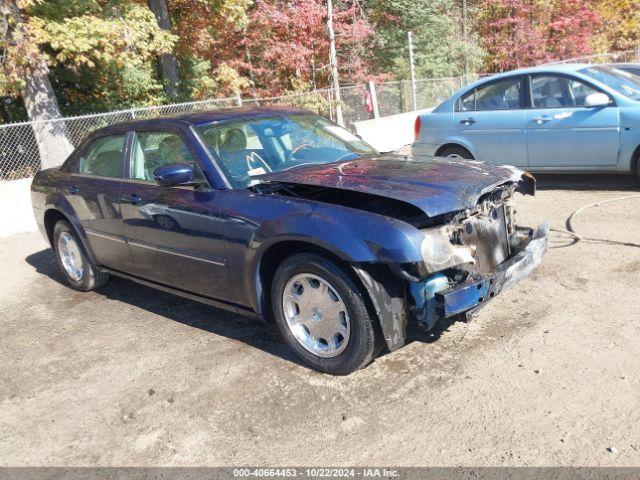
[0,0,637,121]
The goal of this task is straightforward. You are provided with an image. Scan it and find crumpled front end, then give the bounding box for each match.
[406,181,549,331]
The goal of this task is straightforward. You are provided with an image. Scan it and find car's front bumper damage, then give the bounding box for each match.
[354,222,549,353]
[432,222,549,319]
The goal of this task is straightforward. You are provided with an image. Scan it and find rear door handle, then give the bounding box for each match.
[121,193,142,205]
[532,116,551,124]
[460,117,476,125]
[65,185,79,195]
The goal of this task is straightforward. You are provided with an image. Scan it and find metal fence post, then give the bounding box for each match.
[367,81,380,119]
[637,45,640,62]
[235,92,243,106]
[400,80,412,113]
[407,31,418,111]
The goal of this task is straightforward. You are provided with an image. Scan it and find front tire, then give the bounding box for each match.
[53,220,109,291]
[271,253,378,375]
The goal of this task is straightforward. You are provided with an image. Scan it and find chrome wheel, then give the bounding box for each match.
[282,273,350,358]
[446,153,463,159]
[58,232,84,281]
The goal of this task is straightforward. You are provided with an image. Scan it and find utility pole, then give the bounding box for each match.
[327,0,344,126]
[462,0,468,77]
[407,31,417,111]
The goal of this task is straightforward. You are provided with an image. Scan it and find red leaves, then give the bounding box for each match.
[479,0,601,72]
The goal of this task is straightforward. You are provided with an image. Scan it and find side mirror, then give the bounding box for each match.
[584,92,610,107]
[153,164,193,187]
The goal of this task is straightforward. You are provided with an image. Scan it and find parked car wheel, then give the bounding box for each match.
[53,220,109,291]
[154,214,179,231]
[438,145,474,160]
[271,253,378,375]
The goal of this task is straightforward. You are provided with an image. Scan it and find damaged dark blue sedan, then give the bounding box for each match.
[31,107,549,375]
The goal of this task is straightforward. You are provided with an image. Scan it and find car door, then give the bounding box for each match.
[526,74,620,168]
[453,75,528,166]
[119,128,232,301]
[65,132,134,271]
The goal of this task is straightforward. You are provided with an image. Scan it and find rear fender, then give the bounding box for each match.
[435,137,477,158]
[43,193,98,266]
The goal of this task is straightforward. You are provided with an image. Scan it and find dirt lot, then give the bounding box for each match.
[1,174,640,466]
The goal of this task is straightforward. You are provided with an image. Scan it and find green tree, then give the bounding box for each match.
[1,0,177,117]
[1,0,73,166]
[366,0,484,79]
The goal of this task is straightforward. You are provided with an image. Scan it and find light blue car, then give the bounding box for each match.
[412,64,640,180]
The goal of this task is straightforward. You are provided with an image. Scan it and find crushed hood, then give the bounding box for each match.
[258,155,534,217]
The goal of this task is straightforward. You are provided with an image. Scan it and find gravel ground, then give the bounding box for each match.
[1,174,640,466]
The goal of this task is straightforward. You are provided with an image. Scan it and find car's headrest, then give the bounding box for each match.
[221,128,247,153]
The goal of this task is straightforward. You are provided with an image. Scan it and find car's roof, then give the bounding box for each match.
[95,105,311,134]
[484,63,593,80]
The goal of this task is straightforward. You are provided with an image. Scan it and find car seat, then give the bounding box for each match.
[538,80,564,107]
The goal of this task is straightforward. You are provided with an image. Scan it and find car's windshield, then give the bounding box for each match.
[580,65,640,100]
[194,114,377,188]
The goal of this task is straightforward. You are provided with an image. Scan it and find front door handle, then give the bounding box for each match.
[460,117,476,125]
[121,193,142,205]
[532,116,552,124]
[65,185,79,195]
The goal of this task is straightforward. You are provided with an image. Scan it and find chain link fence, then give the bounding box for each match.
[2,47,639,181]
[545,48,640,66]
[0,97,239,181]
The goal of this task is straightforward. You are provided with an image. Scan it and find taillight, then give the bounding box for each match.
[414,116,421,142]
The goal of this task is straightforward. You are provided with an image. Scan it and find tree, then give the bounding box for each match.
[546,0,601,61]
[366,0,484,79]
[233,0,373,96]
[2,0,177,116]
[476,0,550,72]
[148,0,180,98]
[477,0,600,72]
[1,0,73,168]
[166,0,252,98]
[595,0,640,52]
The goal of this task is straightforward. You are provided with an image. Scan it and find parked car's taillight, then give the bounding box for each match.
[414,116,421,142]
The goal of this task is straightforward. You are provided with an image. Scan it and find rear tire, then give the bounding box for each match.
[53,220,109,291]
[438,145,474,159]
[271,253,378,375]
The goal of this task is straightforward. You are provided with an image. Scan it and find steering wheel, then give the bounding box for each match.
[290,143,314,157]
[246,152,272,173]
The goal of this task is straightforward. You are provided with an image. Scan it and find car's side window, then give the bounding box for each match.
[459,77,522,111]
[568,78,602,107]
[130,131,206,183]
[460,90,476,111]
[79,134,126,178]
[531,75,601,108]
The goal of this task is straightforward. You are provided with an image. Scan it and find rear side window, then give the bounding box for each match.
[79,134,126,178]
[460,77,523,111]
